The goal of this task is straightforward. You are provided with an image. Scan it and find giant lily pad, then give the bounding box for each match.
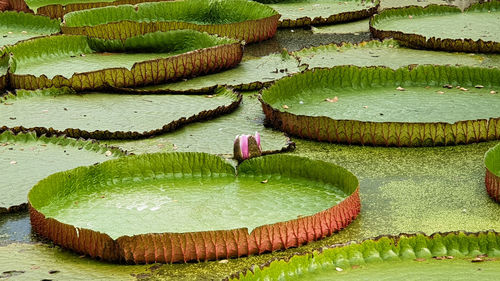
[0,87,241,139]
[232,231,500,280]
[260,65,500,147]
[106,92,294,155]
[0,11,60,48]
[119,52,301,93]
[256,0,379,28]
[370,2,500,53]
[485,142,500,203]
[294,39,500,70]
[61,0,280,44]
[0,130,123,213]
[29,153,360,263]
[22,0,172,19]
[5,30,243,91]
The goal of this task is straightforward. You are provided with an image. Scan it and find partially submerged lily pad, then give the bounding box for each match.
[29,153,360,263]
[106,92,293,155]
[485,143,500,203]
[0,87,241,139]
[0,11,60,47]
[260,65,500,146]
[23,0,172,19]
[257,0,378,28]
[231,231,500,280]
[123,52,301,92]
[0,130,123,213]
[61,0,280,44]
[294,39,500,69]
[0,242,148,280]
[5,30,243,91]
[370,2,500,53]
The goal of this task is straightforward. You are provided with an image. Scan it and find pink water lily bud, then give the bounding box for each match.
[255,132,261,150]
[233,133,263,162]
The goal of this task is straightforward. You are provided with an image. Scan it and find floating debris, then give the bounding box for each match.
[396,86,405,91]
[261,179,268,184]
[282,104,289,109]
[105,150,112,157]
[443,84,453,89]
[475,85,484,89]
[491,90,497,94]
[459,87,468,91]
[437,91,445,94]
[325,96,338,103]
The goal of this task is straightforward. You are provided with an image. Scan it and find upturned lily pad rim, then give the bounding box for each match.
[229,230,500,280]
[28,152,360,263]
[5,31,243,91]
[485,143,500,202]
[0,129,126,213]
[27,0,174,19]
[60,0,280,43]
[259,65,500,147]
[369,2,500,53]
[276,0,380,28]
[1,86,242,140]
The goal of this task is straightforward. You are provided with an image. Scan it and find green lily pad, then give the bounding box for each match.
[0,87,240,139]
[125,52,301,92]
[23,0,171,18]
[0,130,123,213]
[29,153,359,263]
[311,19,369,34]
[257,0,378,28]
[232,231,500,280]
[0,11,60,48]
[106,93,293,155]
[0,243,148,280]
[261,65,500,146]
[294,39,500,69]
[6,30,242,91]
[370,2,500,53]
[485,143,500,203]
[379,0,452,10]
[61,0,280,44]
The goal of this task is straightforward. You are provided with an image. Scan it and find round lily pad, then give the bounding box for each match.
[293,39,500,70]
[485,143,500,203]
[232,231,500,281]
[6,30,243,91]
[256,0,378,28]
[0,87,241,139]
[370,2,500,53]
[61,0,280,44]
[123,52,301,92]
[0,11,60,48]
[22,0,172,19]
[28,152,360,263]
[260,65,500,146]
[0,130,124,213]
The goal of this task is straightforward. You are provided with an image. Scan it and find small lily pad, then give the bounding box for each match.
[0,130,124,213]
[62,0,280,43]
[29,153,360,263]
[370,2,500,53]
[6,30,243,91]
[0,87,241,139]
